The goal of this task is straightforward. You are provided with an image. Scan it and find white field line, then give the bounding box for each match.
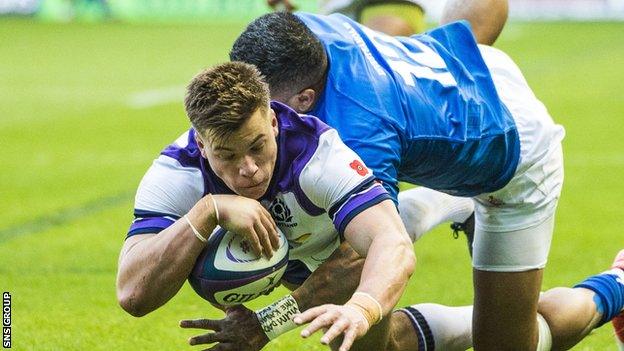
[127,85,186,109]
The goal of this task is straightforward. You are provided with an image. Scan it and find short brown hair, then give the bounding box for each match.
[184,61,270,141]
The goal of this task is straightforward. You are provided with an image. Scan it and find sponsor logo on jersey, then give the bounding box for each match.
[269,198,297,228]
[349,160,368,176]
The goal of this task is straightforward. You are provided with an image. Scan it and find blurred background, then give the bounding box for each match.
[1,0,623,350]
[2,0,624,21]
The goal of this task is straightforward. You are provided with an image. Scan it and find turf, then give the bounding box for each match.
[1,18,623,350]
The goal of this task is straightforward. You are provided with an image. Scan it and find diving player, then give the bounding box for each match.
[116,62,416,351]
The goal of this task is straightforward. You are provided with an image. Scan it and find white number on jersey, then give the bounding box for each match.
[345,22,457,87]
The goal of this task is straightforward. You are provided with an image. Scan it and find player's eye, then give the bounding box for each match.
[217,153,235,161]
[250,143,265,153]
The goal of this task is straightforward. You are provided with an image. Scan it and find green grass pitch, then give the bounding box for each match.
[1,18,623,350]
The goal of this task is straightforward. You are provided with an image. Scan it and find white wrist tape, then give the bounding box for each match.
[255,295,300,340]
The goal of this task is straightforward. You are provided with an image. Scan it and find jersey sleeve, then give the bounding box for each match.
[328,105,402,202]
[127,155,204,238]
[298,129,392,237]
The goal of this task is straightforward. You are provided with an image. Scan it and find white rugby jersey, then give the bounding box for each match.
[128,101,390,273]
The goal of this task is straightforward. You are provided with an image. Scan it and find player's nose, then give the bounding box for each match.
[239,156,259,177]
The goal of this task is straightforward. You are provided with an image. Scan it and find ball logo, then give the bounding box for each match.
[240,240,251,254]
[225,237,261,263]
[214,229,288,273]
[349,160,368,176]
[223,231,286,264]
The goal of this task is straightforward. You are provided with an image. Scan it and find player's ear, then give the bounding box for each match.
[269,108,279,137]
[195,132,208,159]
[288,88,316,113]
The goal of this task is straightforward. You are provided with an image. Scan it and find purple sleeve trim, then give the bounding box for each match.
[332,184,390,235]
[127,217,176,238]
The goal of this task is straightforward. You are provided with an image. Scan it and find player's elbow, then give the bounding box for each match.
[117,285,152,317]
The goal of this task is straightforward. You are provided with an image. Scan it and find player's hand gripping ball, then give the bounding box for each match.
[188,227,289,306]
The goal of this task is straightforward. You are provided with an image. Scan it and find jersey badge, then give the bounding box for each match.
[349,160,368,176]
[269,198,297,228]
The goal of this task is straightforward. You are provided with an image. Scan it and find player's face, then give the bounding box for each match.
[198,108,279,200]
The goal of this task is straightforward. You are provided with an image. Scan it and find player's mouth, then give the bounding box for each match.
[242,180,265,189]
[238,180,269,199]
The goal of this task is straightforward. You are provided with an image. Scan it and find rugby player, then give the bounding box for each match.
[223,5,623,350]
[116,61,417,351]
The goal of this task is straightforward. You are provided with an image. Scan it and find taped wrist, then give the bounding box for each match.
[345,291,383,326]
[255,295,300,340]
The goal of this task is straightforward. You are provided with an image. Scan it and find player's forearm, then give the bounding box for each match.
[344,200,416,316]
[116,226,203,316]
[253,243,364,342]
[291,242,365,311]
[356,234,415,315]
[116,200,217,316]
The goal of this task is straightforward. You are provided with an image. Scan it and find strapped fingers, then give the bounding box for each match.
[189,332,228,345]
[180,318,222,331]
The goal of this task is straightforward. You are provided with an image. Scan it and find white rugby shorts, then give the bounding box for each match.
[472,45,565,271]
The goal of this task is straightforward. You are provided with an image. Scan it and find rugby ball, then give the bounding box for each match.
[188,227,289,306]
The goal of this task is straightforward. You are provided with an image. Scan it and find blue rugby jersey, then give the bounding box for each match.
[296,13,520,201]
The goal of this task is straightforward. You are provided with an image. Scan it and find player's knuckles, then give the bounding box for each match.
[314,313,337,326]
[309,316,333,330]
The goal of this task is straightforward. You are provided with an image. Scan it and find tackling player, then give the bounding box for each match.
[226,4,623,351]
